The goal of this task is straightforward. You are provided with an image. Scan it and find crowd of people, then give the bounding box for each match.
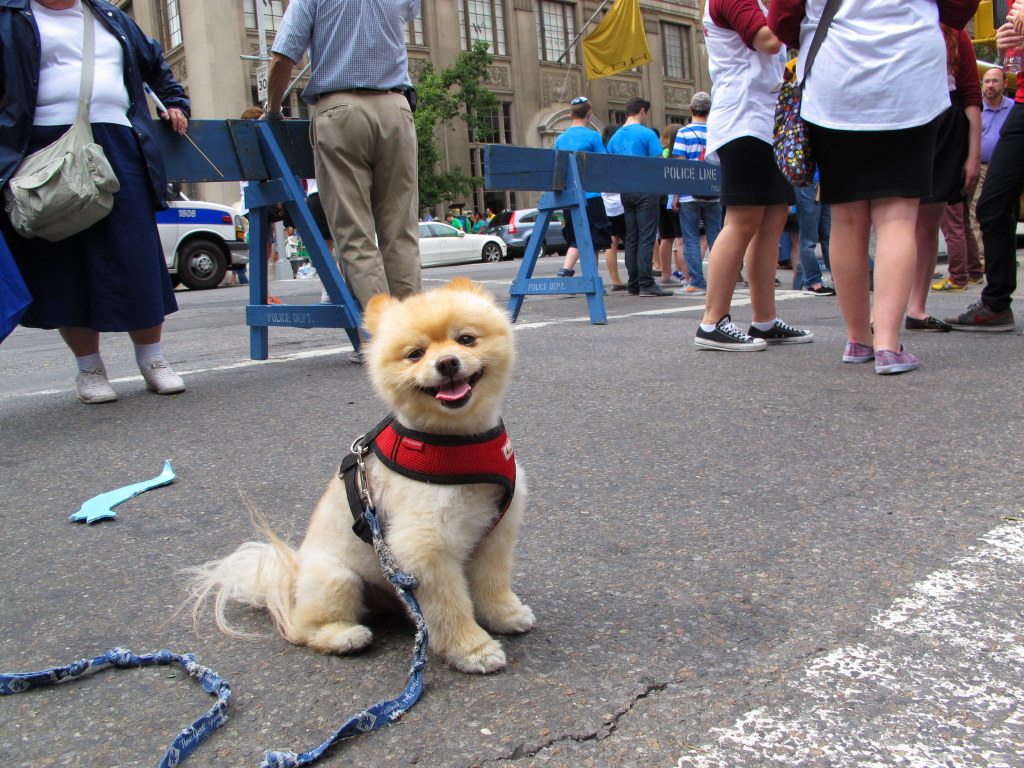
[550,0,1020,376]
[5,0,1023,406]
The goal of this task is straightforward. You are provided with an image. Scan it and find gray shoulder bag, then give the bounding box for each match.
[4,1,121,242]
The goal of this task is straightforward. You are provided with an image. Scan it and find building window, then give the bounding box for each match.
[162,0,182,48]
[459,0,506,56]
[406,17,425,46]
[608,109,627,126]
[667,113,689,125]
[537,0,577,64]
[471,102,513,144]
[244,0,285,32]
[662,22,693,80]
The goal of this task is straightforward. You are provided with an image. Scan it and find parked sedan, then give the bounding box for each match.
[419,221,507,266]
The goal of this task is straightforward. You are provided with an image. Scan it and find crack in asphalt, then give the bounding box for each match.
[473,677,673,766]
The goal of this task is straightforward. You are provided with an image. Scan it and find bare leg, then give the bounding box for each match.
[747,205,789,324]
[870,197,921,352]
[605,236,623,284]
[701,205,765,325]
[128,324,162,346]
[561,247,580,272]
[59,327,101,357]
[907,201,946,320]
[828,201,873,346]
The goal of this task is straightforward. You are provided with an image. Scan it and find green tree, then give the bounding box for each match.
[414,40,498,213]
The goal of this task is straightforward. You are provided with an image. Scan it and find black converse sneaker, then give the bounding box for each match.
[695,315,768,351]
[746,319,814,344]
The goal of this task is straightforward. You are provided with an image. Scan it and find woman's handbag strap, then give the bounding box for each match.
[800,0,842,87]
[77,2,97,126]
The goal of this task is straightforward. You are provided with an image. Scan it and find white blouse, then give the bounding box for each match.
[703,0,784,161]
[32,0,132,127]
[794,0,949,131]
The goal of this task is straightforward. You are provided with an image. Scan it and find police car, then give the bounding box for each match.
[157,198,249,290]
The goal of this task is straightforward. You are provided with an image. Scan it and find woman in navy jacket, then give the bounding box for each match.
[0,0,192,403]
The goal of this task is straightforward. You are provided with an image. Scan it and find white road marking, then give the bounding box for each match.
[4,293,805,402]
[676,522,1024,768]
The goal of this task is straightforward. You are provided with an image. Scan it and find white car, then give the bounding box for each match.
[419,221,507,266]
[157,200,249,290]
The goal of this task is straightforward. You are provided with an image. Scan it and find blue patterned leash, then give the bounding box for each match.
[260,437,429,768]
[0,647,231,768]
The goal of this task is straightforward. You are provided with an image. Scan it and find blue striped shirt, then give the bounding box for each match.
[271,0,420,104]
[672,122,710,203]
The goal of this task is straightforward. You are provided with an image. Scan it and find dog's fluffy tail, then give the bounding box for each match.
[188,522,301,642]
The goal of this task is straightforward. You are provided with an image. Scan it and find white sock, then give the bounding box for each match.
[751,319,778,332]
[134,342,163,368]
[75,352,103,372]
[699,323,718,333]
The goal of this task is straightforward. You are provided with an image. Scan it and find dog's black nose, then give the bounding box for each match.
[435,355,461,376]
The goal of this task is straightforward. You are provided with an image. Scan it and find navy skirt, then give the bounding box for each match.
[1,123,178,332]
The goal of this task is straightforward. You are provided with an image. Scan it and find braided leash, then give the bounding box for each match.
[260,437,429,768]
[0,647,231,768]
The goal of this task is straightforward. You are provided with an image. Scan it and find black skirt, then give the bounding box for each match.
[807,116,941,205]
[717,136,796,207]
[922,91,969,205]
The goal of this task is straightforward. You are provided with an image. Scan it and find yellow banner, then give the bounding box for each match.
[582,0,652,80]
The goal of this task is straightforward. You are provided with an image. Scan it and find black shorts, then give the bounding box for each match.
[807,116,940,205]
[607,213,626,239]
[659,205,681,239]
[717,136,796,207]
[563,196,612,250]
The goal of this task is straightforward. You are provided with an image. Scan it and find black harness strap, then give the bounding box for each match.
[339,415,517,545]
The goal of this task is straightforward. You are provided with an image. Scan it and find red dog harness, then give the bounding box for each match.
[340,415,517,545]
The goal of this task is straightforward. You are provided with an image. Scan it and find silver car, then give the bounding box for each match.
[487,208,567,258]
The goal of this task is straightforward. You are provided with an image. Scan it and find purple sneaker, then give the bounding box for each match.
[842,341,874,363]
[874,345,918,375]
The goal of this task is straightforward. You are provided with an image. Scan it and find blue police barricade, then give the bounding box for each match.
[154,120,362,360]
[484,145,719,325]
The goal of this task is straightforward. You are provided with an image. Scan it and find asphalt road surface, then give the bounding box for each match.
[1,257,1022,768]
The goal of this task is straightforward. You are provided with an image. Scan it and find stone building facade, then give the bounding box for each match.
[115,0,710,212]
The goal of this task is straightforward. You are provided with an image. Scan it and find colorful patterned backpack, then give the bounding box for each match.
[771,0,842,187]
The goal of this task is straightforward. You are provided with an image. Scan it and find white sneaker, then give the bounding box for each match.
[75,366,117,403]
[140,357,186,394]
[320,288,331,304]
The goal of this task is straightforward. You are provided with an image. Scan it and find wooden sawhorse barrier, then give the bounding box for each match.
[484,145,720,325]
[155,119,362,359]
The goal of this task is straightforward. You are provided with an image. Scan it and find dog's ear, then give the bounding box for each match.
[362,293,396,337]
[445,277,488,297]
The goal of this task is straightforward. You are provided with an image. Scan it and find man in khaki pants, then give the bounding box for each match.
[263,0,422,315]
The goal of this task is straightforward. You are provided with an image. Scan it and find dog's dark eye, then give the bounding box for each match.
[407,348,425,361]
[456,334,476,347]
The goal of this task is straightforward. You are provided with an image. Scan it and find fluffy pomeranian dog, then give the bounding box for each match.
[191,278,533,674]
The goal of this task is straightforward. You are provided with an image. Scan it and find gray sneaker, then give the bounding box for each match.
[945,301,1015,331]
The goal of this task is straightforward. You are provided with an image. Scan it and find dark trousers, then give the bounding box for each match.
[976,101,1024,312]
[620,193,660,291]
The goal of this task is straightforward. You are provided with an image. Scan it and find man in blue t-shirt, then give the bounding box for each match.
[553,96,612,279]
[606,97,670,296]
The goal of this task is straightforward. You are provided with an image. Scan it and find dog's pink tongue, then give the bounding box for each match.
[436,379,471,401]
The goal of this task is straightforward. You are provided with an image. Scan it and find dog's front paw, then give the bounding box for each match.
[479,600,535,635]
[449,639,507,674]
[305,622,373,655]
